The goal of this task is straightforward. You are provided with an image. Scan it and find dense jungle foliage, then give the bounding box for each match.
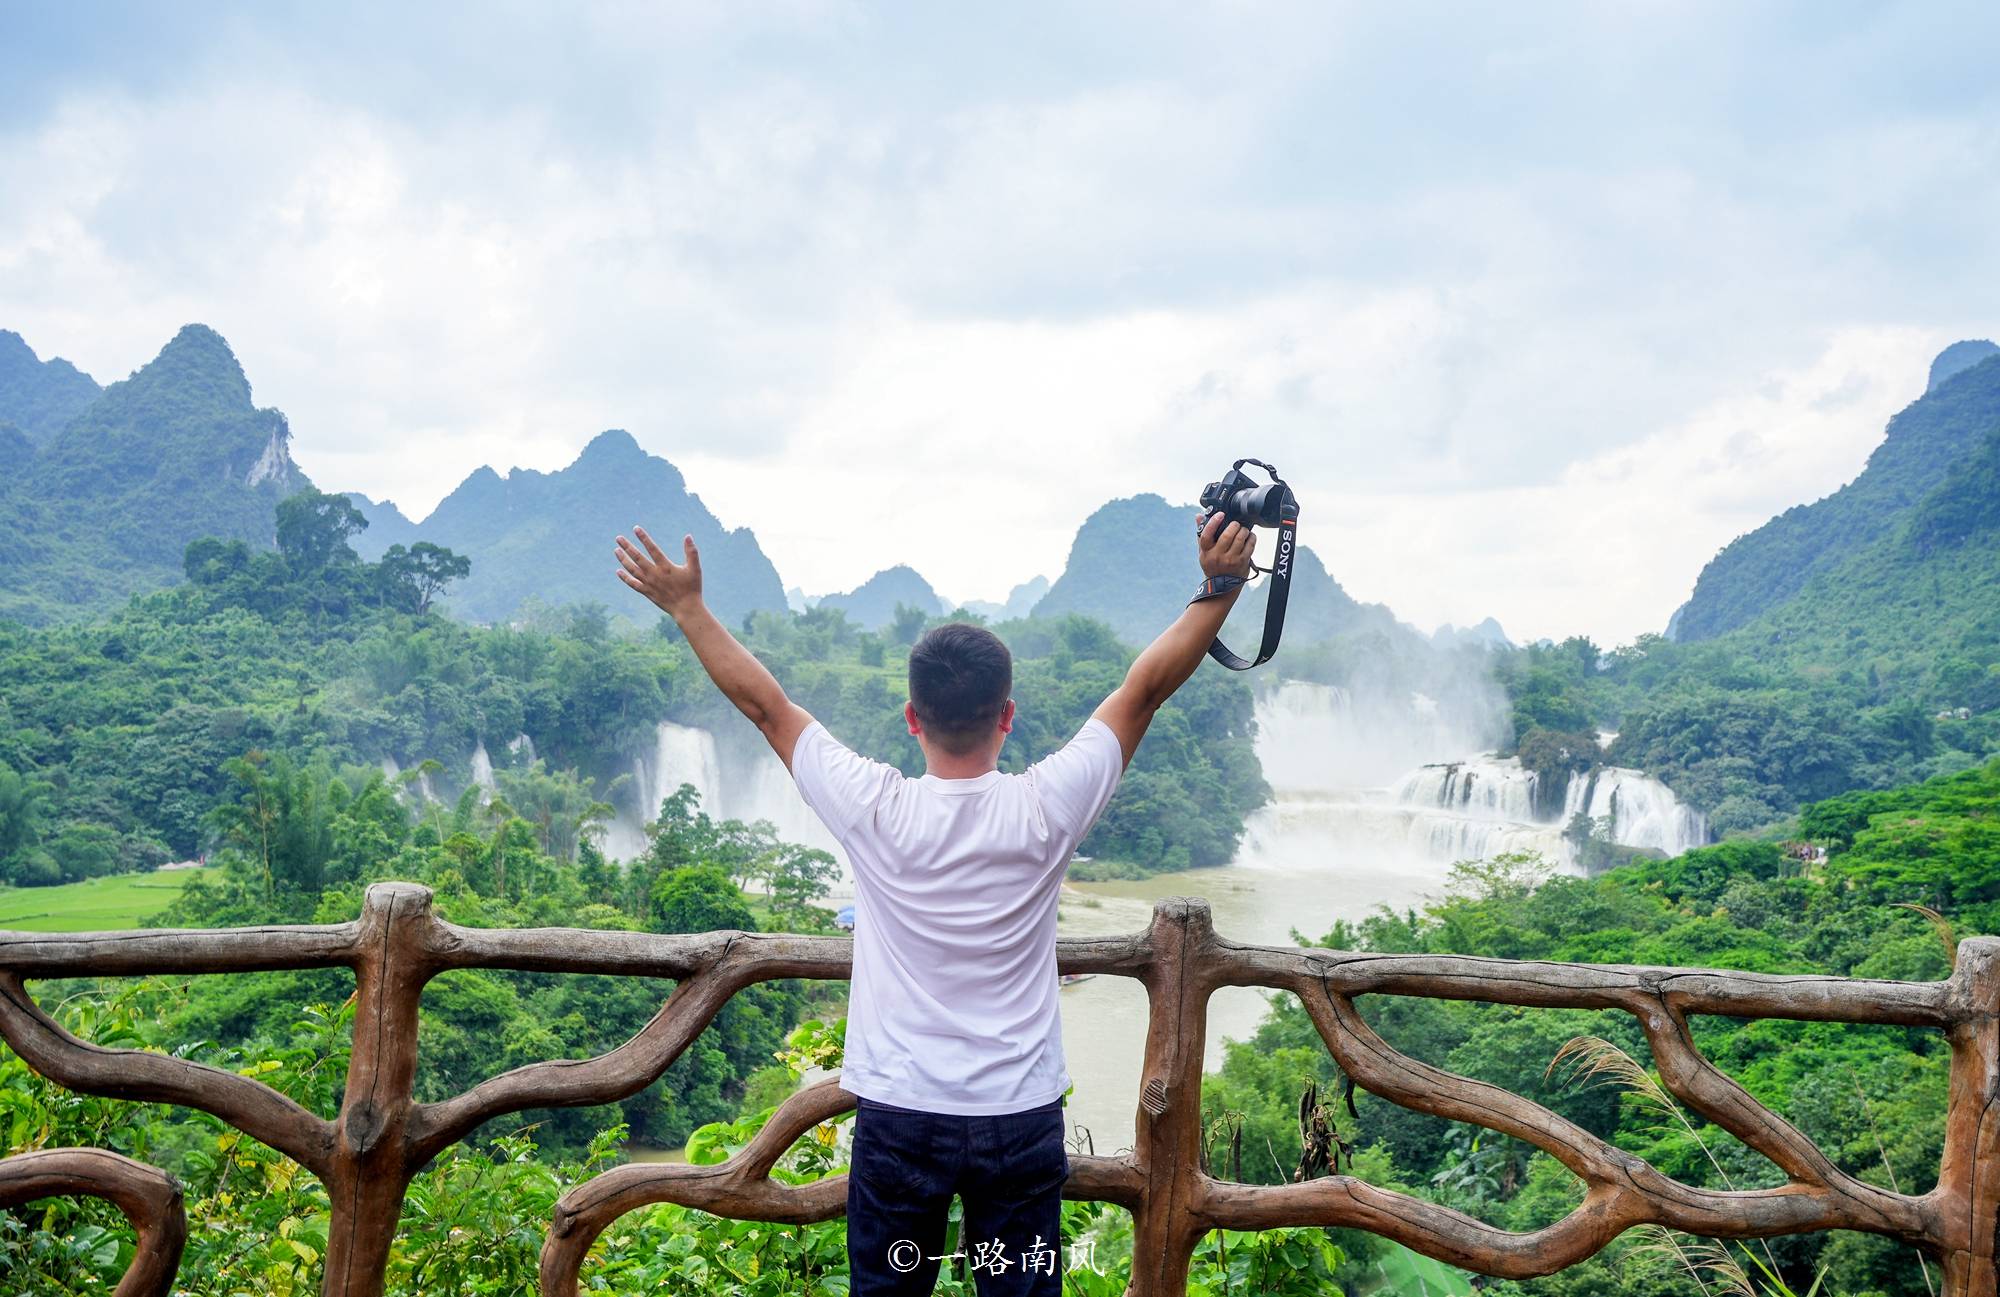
[0,490,1266,890]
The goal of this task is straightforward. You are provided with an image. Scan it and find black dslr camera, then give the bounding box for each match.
[1191,458,1298,671]
[1197,459,1297,533]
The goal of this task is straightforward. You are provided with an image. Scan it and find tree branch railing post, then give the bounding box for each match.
[2,882,1996,1295]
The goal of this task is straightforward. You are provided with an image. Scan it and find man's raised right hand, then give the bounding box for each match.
[615,524,704,619]
[1197,510,1256,581]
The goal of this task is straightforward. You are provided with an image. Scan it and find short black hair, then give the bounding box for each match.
[908,622,1013,754]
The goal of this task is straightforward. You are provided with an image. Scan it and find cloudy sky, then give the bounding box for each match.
[4,2,1997,644]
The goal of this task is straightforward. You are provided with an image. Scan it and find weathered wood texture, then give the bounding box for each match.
[0,1148,187,1297]
[0,882,1993,1296]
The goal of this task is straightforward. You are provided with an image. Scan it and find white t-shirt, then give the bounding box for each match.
[790,716,1125,1115]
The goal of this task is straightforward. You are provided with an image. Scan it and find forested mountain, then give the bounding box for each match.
[347,429,789,628]
[1731,414,2000,697]
[1929,339,2000,392]
[1520,343,2000,835]
[1668,342,2000,641]
[0,329,100,444]
[814,564,948,631]
[0,324,309,624]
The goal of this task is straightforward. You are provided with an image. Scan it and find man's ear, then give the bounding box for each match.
[998,698,1016,735]
[905,700,922,738]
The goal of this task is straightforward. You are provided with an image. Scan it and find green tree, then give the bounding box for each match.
[274,487,367,574]
[375,541,472,613]
[651,863,758,935]
[768,843,840,929]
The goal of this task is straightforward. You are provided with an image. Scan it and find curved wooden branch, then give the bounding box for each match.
[1289,971,1641,1185]
[1278,968,1934,1274]
[428,920,1153,980]
[0,974,335,1176]
[1199,1174,1873,1279]
[539,1076,858,1297]
[0,1148,188,1297]
[407,944,754,1165]
[1636,994,1917,1235]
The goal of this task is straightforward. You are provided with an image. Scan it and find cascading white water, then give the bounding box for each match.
[603,722,727,861]
[1392,758,1542,823]
[507,733,535,763]
[1237,686,1707,875]
[469,742,496,793]
[598,719,849,870]
[709,735,845,862]
[381,754,439,805]
[1254,680,1500,790]
[637,723,726,827]
[1562,767,1708,857]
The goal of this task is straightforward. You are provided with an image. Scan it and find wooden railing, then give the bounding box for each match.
[2,881,1996,1296]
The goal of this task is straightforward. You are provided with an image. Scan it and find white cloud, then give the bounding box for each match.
[1,4,1995,643]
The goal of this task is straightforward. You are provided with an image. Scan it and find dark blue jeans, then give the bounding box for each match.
[846,1094,1070,1295]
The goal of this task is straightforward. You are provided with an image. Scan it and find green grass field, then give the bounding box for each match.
[0,871,201,932]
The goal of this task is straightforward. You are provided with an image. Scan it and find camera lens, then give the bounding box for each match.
[1230,483,1286,527]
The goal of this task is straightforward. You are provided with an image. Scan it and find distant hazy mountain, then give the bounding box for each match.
[0,324,309,623]
[959,574,1049,622]
[1929,340,2000,393]
[1030,493,1414,651]
[785,586,816,613]
[1432,617,1512,650]
[348,429,788,628]
[816,564,949,631]
[0,330,100,445]
[344,493,420,551]
[1668,342,2000,642]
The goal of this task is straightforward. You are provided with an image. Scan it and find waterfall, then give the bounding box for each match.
[381,755,439,805]
[604,722,727,861]
[637,723,725,827]
[711,735,845,862]
[1563,767,1709,856]
[507,733,536,763]
[601,719,850,876]
[1392,758,1542,823]
[469,742,496,793]
[1252,679,1502,790]
[1238,688,1707,877]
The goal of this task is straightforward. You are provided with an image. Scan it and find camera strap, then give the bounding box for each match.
[1194,499,1299,671]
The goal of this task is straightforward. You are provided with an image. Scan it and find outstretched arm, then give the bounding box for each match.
[615,526,815,769]
[1092,511,1256,767]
